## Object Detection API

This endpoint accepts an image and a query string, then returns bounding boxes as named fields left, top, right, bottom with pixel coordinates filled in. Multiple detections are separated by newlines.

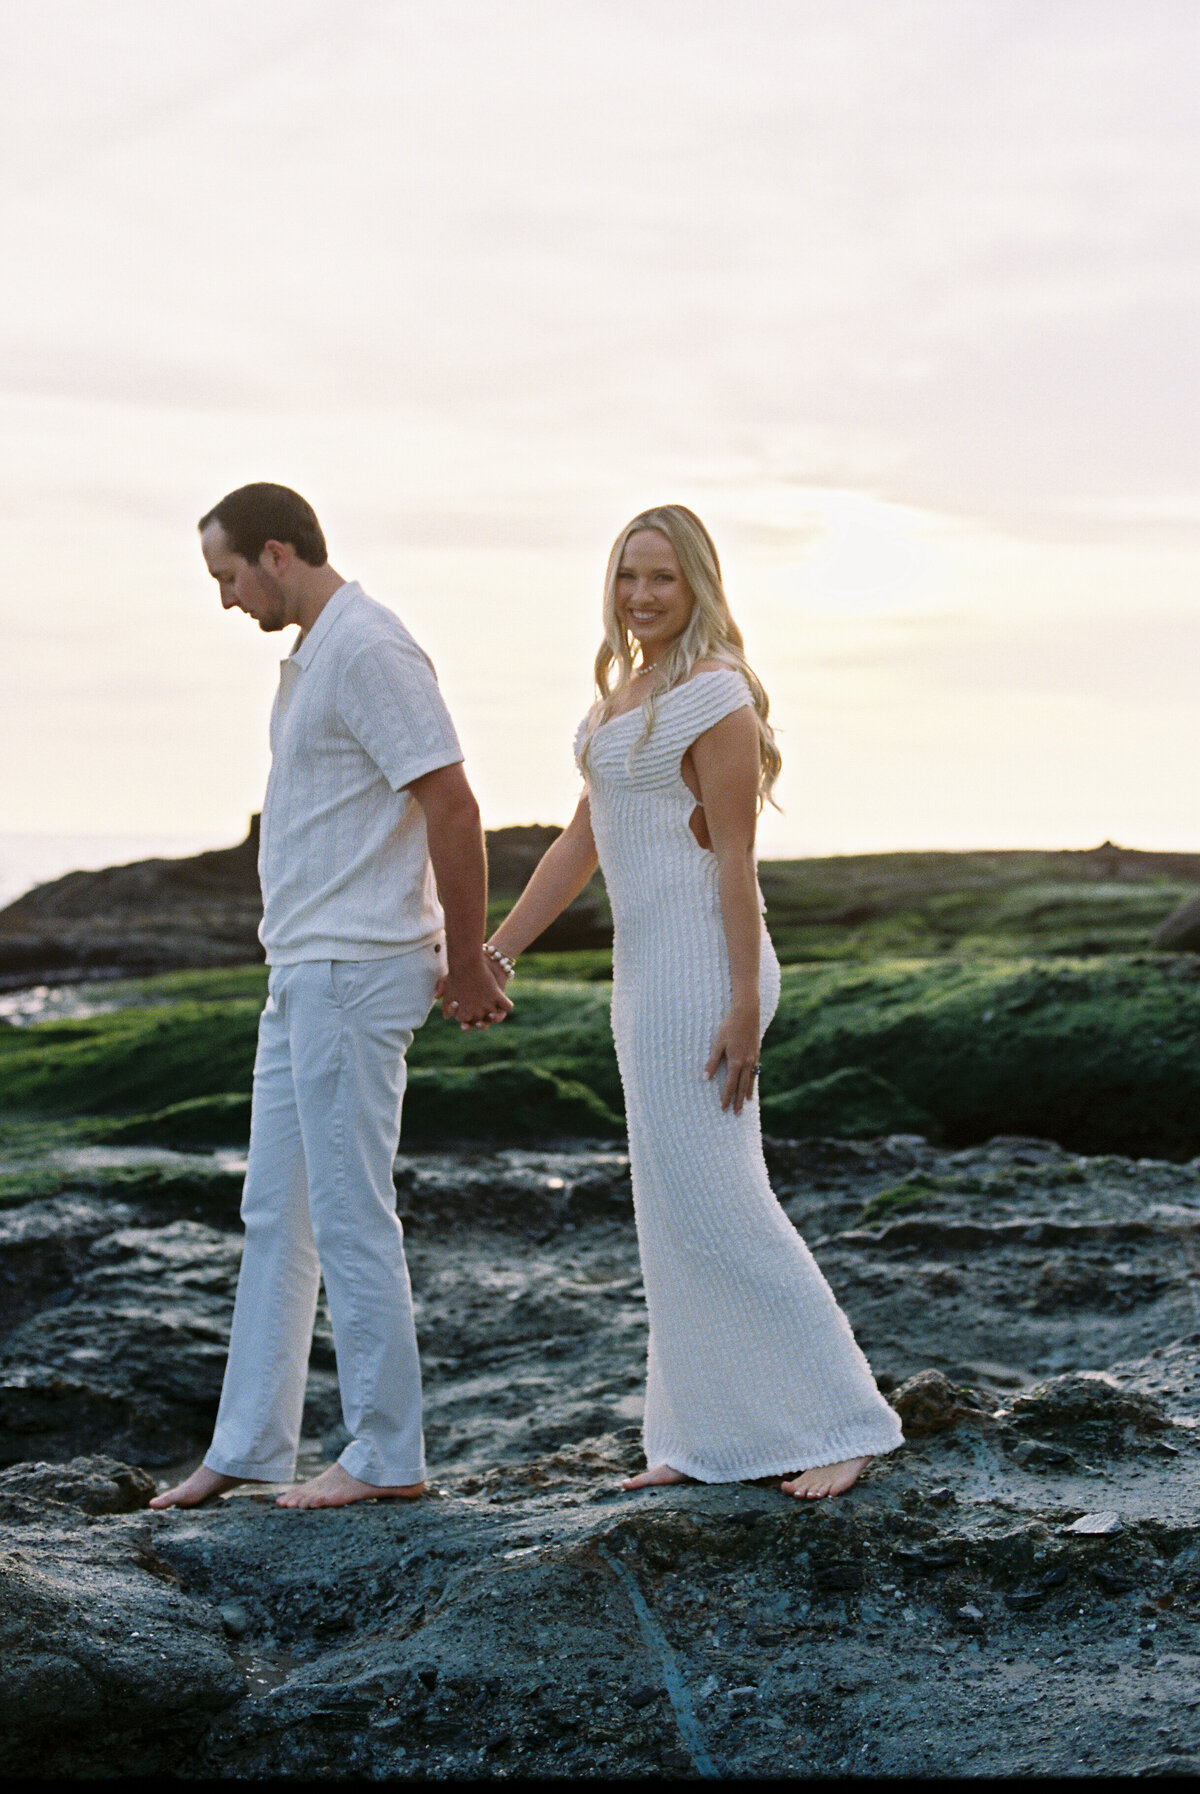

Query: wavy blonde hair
left=581, top=504, right=781, bottom=808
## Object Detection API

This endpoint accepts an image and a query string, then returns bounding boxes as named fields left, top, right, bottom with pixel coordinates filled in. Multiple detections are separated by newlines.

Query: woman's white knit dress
left=578, top=668, right=903, bottom=1481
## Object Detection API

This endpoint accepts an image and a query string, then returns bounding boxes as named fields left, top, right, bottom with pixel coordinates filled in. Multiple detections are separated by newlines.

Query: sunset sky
left=2, top=0, right=1197, bottom=859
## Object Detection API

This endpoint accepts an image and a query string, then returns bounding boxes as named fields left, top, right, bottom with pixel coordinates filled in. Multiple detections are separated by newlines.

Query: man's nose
left=220, top=589, right=239, bottom=610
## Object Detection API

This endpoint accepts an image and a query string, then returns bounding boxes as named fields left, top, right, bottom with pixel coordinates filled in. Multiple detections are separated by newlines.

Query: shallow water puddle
left=50, top=1144, right=248, bottom=1175
left=230, top=1644, right=304, bottom=1697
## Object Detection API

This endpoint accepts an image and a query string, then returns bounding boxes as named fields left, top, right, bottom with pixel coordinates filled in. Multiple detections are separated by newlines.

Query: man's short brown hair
left=199, top=483, right=328, bottom=566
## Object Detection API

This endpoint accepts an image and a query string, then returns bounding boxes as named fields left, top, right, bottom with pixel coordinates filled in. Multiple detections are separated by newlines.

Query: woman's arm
left=487, top=795, right=600, bottom=968
left=687, top=706, right=763, bottom=1114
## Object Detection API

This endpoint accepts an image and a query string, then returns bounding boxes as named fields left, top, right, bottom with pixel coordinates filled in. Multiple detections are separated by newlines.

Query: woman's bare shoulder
left=683, top=657, right=738, bottom=682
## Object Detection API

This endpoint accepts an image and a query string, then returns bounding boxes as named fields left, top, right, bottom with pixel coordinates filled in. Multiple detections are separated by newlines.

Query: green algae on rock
left=9, top=955, right=1200, bottom=1156
left=760, top=954, right=1200, bottom=1158
left=761, top=1067, right=939, bottom=1142
left=399, top=1064, right=623, bottom=1144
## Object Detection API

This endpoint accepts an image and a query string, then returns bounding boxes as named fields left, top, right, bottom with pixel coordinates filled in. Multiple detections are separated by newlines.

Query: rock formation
left=1153, top=890, right=1200, bottom=951
left=0, top=820, right=612, bottom=987
left=0, top=818, right=264, bottom=985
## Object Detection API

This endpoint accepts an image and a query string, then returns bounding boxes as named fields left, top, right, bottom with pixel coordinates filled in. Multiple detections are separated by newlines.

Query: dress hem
left=642, top=1425, right=904, bottom=1486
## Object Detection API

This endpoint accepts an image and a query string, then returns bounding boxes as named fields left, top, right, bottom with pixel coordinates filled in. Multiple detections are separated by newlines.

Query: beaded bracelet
left=483, top=942, right=516, bottom=977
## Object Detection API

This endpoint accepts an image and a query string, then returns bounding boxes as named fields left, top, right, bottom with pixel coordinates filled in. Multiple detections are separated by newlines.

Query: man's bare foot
left=275, top=1463, right=426, bottom=1509
left=149, top=1465, right=252, bottom=1509
left=781, top=1456, right=872, bottom=1500
left=621, top=1463, right=689, bottom=1490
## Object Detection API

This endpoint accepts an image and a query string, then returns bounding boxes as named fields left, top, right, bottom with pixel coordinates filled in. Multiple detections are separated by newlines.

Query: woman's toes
left=621, top=1464, right=688, bottom=1489
left=781, top=1457, right=871, bottom=1500
left=782, top=1471, right=828, bottom=1499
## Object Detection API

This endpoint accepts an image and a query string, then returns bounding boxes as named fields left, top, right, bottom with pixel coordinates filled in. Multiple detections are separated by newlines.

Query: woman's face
left=614, top=529, right=694, bottom=664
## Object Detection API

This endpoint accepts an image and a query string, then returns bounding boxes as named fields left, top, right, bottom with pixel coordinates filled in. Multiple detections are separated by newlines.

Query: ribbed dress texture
left=577, top=668, right=904, bottom=1481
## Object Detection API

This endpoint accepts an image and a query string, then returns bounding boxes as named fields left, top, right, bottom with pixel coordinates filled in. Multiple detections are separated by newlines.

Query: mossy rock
left=86, top=1070, right=622, bottom=1149
left=16, top=953, right=1200, bottom=1159
left=861, top=1173, right=944, bottom=1221
left=401, top=1063, right=623, bottom=1143
left=760, top=1067, right=938, bottom=1141
left=760, top=955, right=1200, bottom=1158
left=92, top=1094, right=253, bottom=1149
left=0, top=1000, right=261, bottom=1115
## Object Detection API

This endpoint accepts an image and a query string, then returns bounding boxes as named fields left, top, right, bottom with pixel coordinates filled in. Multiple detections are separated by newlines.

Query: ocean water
left=0, top=831, right=227, bottom=910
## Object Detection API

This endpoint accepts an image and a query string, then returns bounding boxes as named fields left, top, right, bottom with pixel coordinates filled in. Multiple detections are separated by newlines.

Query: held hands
left=436, top=951, right=513, bottom=1031
left=704, top=1001, right=762, bottom=1115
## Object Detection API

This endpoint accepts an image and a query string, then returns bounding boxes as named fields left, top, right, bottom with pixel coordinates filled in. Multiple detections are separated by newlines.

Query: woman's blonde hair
left=581, top=504, right=781, bottom=807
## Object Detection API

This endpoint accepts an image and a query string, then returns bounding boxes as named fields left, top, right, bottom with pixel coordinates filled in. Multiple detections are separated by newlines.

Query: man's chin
left=256, top=617, right=286, bottom=633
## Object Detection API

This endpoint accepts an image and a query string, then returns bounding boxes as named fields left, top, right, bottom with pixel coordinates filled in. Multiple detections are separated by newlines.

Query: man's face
left=201, top=521, right=290, bottom=632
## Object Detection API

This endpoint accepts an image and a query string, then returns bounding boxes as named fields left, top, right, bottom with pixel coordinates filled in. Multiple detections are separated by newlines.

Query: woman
left=483, top=506, right=903, bottom=1497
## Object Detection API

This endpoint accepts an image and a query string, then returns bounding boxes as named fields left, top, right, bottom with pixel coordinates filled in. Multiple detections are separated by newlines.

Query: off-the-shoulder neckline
left=588, top=666, right=744, bottom=732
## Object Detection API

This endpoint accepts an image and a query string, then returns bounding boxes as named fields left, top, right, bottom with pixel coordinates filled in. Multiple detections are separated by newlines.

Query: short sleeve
left=675, top=668, right=754, bottom=749
left=338, top=631, right=464, bottom=790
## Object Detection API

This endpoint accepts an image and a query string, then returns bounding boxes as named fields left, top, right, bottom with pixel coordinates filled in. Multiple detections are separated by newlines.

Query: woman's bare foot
left=781, top=1456, right=872, bottom=1500
left=621, top=1463, right=689, bottom=1490
left=149, top=1465, right=252, bottom=1509
left=275, top=1464, right=426, bottom=1509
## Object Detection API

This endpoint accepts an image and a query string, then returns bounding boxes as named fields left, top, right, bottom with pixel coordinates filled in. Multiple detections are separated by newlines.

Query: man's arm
left=407, top=762, right=513, bottom=1029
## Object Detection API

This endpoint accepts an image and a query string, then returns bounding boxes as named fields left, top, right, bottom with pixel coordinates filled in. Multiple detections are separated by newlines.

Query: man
left=151, top=483, right=510, bottom=1511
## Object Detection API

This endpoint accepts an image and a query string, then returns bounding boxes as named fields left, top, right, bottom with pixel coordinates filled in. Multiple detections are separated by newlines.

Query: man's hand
left=407, top=764, right=511, bottom=1031
left=437, top=953, right=513, bottom=1030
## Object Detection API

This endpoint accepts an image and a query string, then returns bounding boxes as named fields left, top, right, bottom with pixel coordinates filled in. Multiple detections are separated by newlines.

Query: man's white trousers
left=204, top=949, right=441, bottom=1488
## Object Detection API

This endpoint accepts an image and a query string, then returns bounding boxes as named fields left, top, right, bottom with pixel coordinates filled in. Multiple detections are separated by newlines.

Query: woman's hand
left=482, top=942, right=514, bottom=994
left=436, top=952, right=513, bottom=1030
left=705, top=1001, right=761, bottom=1115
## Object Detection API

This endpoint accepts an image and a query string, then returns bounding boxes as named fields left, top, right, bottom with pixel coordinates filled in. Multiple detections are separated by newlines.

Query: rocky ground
left=3, top=1131, right=1200, bottom=1778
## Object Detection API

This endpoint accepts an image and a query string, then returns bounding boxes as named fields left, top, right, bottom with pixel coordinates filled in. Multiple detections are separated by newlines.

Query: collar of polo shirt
left=290, top=580, right=361, bottom=667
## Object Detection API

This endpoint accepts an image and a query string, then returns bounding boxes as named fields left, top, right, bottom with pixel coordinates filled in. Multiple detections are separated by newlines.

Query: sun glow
left=779, top=491, right=942, bottom=616
left=0, top=2, right=1197, bottom=857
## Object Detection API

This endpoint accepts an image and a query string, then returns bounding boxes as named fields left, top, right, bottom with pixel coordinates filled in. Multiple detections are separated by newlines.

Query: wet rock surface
left=0, top=1485, right=243, bottom=1775
left=0, top=1452, right=155, bottom=1512
left=2, top=1132, right=1200, bottom=1775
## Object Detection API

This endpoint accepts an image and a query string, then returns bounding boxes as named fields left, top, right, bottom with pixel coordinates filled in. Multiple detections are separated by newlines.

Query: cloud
left=805, top=609, right=1200, bottom=709
left=1, top=0, right=1195, bottom=542
left=2, top=1, right=1198, bottom=844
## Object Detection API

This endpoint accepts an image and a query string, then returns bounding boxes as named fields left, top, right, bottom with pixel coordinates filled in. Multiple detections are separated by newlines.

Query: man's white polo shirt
left=258, top=582, right=464, bottom=963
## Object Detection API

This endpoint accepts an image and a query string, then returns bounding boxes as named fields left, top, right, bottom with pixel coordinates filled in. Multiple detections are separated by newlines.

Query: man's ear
left=258, top=538, right=291, bottom=578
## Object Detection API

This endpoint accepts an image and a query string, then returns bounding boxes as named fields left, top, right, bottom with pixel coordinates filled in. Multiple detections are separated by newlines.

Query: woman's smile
left=615, top=528, right=694, bottom=663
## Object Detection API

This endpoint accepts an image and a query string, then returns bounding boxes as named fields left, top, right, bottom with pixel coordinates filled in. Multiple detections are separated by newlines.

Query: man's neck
left=293, top=565, right=349, bottom=640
